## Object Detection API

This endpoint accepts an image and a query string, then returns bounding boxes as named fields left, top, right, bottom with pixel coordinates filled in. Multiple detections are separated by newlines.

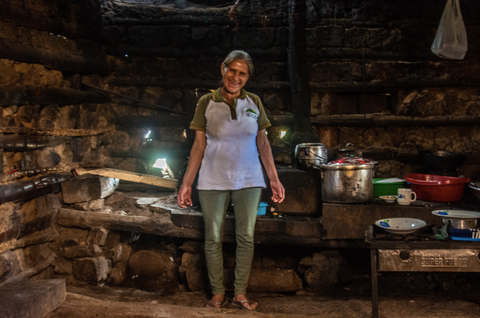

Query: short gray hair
left=222, top=50, right=254, bottom=76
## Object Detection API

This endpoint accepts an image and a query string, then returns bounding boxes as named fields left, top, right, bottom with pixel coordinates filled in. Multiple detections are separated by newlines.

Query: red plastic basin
left=405, top=174, right=470, bottom=203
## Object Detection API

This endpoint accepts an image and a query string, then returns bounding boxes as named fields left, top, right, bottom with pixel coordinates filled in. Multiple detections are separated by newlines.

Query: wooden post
left=288, top=0, right=312, bottom=133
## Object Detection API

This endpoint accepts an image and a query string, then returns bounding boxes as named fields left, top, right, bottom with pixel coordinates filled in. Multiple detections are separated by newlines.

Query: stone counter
left=56, top=192, right=480, bottom=248
left=322, top=198, right=479, bottom=240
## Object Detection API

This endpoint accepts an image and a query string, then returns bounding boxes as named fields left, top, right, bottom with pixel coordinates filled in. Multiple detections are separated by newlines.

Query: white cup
left=397, top=188, right=416, bottom=205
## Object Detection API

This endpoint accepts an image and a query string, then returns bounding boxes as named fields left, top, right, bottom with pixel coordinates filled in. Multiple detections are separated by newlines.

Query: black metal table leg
left=371, top=248, right=379, bottom=318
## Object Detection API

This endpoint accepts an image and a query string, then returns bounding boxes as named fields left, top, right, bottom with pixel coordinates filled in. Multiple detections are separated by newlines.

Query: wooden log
left=108, top=79, right=291, bottom=92
left=74, top=168, right=178, bottom=190
left=0, top=85, right=111, bottom=106
left=56, top=209, right=203, bottom=239
left=311, top=114, right=480, bottom=127
left=0, top=213, right=57, bottom=247
left=0, top=253, right=57, bottom=287
left=309, top=80, right=480, bottom=92
left=108, top=79, right=480, bottom=93
left=0, top=125, right=115, bottom=136
left=13, top=227, right=56, bottom=250
left=61, top=176, right=119, bottom=204
left=0, top=38, right=108, bottom=74
left=105, top=43, right=456, bottom=64
left=102, top=3, right=478, bottom=28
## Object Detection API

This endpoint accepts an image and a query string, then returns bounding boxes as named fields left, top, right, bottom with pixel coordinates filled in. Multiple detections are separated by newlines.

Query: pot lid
left=338, top=143, right=356, bottom=152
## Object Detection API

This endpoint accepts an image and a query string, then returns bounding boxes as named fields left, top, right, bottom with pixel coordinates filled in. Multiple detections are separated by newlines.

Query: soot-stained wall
left=1, top=0, right=480, bottom=293
left=100, top=0, right=480, bottom=178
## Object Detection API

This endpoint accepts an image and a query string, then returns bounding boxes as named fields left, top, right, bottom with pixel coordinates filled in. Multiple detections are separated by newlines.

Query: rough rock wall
left=1, top=0, right=480, bottom=289
left=100, top=0, right=480, bottom=178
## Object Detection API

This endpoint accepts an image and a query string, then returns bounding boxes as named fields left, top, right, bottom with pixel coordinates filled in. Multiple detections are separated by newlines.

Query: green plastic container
left=373, top=178, right=406, bottom=197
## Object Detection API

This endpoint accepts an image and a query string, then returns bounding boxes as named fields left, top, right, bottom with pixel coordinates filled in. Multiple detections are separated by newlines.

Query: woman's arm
left=256, top=129, right=285, bottom=203
left=177, top=130, right=207, bottom=208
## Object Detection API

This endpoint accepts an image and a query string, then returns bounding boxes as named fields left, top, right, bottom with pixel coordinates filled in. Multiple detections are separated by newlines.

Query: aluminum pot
left=295, top=143, right=328, bottom=170
left=317, top=162, right=376, bottom=203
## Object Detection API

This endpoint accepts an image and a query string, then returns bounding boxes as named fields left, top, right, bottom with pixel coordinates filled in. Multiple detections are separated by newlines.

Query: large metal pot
left=444, top=218, right=477, bottom=229
left=295, top=143, right=328, bottom=170
left=317, top=162, right=376, bottom=203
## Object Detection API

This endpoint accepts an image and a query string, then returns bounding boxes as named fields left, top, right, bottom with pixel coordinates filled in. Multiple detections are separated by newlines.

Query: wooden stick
left=0, top=253, right=56, bottom=287
left=74, top=168, right=178, bottom=189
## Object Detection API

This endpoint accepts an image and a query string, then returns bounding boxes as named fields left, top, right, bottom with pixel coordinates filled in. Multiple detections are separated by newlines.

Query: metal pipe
left=0, top=173, right=72, bottom=205
left=0, top=135, right=69, bottom=151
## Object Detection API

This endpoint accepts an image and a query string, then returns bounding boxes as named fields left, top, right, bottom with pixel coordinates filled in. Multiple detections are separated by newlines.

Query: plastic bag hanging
left=431, top=0, right=468, bottom=60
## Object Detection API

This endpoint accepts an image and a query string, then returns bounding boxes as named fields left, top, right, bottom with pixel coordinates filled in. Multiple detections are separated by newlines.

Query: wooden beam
left=311, top=114, right=480, bottom=127
left=57, top=208, right=201, bottom=239
left=0, top=38, right=108, bottom=74
left=74, top=168, right=178, bottom=189
left=0, top=85, right=111, bottom=106
left=288, top=0, right=312, bottom=133
left=0, top=125, right=115, bottom=136
left=109, top=78, right=480, bottom=93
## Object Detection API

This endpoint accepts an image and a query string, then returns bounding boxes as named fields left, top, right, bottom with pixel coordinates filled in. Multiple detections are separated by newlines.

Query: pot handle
left=306, top=148, right=325, bottom=160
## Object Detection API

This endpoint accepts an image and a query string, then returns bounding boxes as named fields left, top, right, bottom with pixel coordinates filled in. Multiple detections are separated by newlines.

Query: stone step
left=0, top=279, right=66, bottom=318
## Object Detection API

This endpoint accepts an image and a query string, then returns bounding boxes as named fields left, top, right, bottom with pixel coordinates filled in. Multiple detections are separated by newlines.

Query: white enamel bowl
left=380, top=195, right=396, bottom=203
left=375, top=217, right=426, bottom=235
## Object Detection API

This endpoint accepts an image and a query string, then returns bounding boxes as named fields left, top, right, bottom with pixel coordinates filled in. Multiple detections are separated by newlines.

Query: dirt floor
left=45, top=282, right=480, bottom=318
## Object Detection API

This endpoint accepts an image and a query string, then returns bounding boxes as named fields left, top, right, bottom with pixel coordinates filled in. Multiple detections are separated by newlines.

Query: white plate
left=432, top=210, right=480, bottom=219
left=375, top=217, right=426, bottom=235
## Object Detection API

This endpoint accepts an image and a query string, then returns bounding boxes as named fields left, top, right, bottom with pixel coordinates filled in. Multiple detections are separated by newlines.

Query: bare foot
left=232, top=294, right=258, bottom=310
left=205, top=294, right=225, bottom=309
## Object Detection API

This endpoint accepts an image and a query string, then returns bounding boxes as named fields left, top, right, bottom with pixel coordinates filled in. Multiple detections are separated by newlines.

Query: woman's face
left=221, top=59, right=250, bottom=95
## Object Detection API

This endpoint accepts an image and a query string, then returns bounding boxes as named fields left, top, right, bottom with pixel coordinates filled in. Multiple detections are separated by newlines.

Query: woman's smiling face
left=221, top=59, right=250, bottom=96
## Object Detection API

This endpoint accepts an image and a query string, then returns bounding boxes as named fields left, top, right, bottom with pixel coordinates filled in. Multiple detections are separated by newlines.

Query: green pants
left=199, top=187, right=262, bottom=295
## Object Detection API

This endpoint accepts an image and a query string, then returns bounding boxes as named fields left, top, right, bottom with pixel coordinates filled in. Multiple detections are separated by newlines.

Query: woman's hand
left=177, top=130, right=206, bottom=208
left=270, top=179, right=285, bottom=203
left=177, top=184, right=193, bottom=208
left=256, top=129, right=285, bottom=203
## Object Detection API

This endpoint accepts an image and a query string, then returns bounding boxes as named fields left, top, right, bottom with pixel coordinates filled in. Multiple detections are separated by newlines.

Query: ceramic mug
left=397, top=188, right=416, bottom=205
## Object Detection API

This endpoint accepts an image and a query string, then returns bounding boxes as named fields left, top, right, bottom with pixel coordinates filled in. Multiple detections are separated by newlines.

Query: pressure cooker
left=294, top=143, right=328, bottom=170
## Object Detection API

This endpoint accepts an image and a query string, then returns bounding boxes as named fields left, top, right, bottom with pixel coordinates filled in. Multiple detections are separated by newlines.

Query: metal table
left=366, top=224, right=480, bottom=318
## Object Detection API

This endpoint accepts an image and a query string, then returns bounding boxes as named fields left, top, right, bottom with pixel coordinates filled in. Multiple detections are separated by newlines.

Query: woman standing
left=177, top=50, right=285, bottom=311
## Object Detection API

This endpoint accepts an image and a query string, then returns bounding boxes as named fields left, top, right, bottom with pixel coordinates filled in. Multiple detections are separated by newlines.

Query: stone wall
left=2, top=0, right=480, bottom=180
left=99, top=0, right=480, bottom=178
left=1, top=0, right=480, bottom=293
